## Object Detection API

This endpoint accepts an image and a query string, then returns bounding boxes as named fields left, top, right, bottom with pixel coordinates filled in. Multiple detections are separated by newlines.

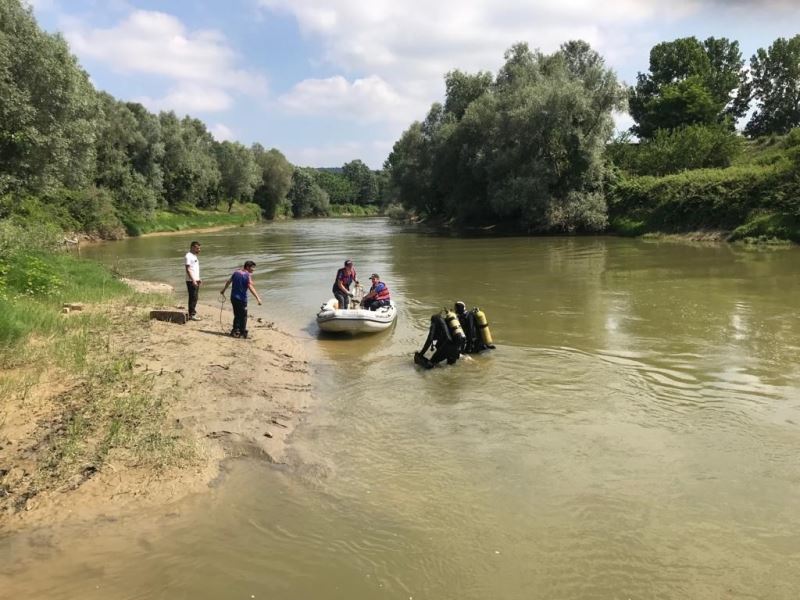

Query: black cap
left=370, top=273, right=380, bottom=279
left=344, top=259, right=353, bottom=266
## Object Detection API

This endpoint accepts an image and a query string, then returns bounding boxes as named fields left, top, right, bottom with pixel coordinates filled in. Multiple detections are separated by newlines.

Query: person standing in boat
left=361, top=273, right=390, bottom=311
left=333, top=259, right=358, bottom=309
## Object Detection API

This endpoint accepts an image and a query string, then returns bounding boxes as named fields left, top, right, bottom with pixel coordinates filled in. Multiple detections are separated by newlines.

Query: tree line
left=385, top=34, right=800, bottom=233
left=0, top=1, right=384, bottom=238
left=2, top=0, right=799, bottom=239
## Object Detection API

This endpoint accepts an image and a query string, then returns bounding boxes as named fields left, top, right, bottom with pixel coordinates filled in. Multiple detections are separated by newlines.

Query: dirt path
left=0, top=286, right=313, bottom=532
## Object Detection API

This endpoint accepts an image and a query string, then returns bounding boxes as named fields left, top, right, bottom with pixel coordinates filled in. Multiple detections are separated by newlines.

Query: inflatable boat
left=316, top=298, right=397, bottom=334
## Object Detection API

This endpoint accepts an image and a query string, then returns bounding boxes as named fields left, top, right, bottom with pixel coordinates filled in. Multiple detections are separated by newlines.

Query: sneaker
left=189, top=315, right=202, bottom=321
left=231, top=330, right=240, bottom=338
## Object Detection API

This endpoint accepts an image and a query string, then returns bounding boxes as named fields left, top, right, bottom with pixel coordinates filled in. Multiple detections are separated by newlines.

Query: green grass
left=327, top=203, right=381, bottom=217
left=0, top=249, right=130, bottom=350
left=125, top=202, right=262, bottom=235
left=0, top=241, right=194, bottom=510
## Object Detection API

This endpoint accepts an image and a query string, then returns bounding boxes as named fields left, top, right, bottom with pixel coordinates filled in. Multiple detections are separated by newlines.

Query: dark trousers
left=364, top=299, right=389, bottom=311
left=186, top=281, right=199, bottom=316
left=231, top=299, right=248, bottom=335
left=333, top=288, right=351, bottom=309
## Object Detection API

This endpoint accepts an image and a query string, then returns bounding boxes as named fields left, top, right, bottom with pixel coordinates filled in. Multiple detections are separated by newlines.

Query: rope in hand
left=218, top=292, right=227, bottom=333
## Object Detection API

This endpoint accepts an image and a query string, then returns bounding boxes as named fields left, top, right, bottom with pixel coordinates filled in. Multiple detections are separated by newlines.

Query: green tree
left=629, top=37, right=747, bottom=139
left=214, top=141, right=260, bottom=211
left=94, top=93, right=163, bottom=219
left=313, top=170, right=354, bottom=204
left=744, top=35, right=800, bottom=137
left=0, top=0, right=98, bottom=195
left=251, top=144, right=293, bottom=219
left=388, top=41, right=625, bottom=231
left=342, top=159, right=378, bottom=205
left=159, top=112, right=221, bottom=207
left=287, top=168, right=329, bottom=217
left=443, top=69, right=493, bottom=119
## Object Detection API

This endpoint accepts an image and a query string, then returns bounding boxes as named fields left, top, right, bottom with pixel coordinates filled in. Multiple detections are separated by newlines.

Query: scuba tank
left=443, top=309, right=465, bottom=342
left=473, top=307, right=495, bottom=347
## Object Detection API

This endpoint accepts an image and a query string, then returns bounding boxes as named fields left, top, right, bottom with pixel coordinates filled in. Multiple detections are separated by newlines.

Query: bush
left=0, top=188, right=125, bottom=239
left=608, top=160, right=797, bottom=235
left=384, top=204, right=410, bottom=222
left=609, top=123, right=743, bottom=176
left=0, top=219, right=63, bottom=257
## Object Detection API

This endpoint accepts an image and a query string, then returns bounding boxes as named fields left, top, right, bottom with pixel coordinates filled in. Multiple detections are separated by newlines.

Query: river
left=4, top=218, right=800, bottom=599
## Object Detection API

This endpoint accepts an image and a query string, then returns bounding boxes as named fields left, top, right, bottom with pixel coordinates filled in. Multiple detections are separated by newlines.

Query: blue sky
left=28, top=0, right=800, bottom=168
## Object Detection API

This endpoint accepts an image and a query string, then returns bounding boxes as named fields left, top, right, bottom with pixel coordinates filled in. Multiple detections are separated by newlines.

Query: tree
left=443, top=69, right=493, bottom=119
left=94, top=94, right=162, bottom=218
left=629, top=37, right=747, bottom=139
left=342, top=159, right=378, bottom=205
left=744, top=35, right=800, bottom=137
left=214, top=141, right=260, bottom=211
left=312, top=170, right=354, bottom=205
left=251, top=144, right=293, bottom=219
left=0, top=0, right=98, bottom=195
left=287, top=168, right=329, bottom=217
left=159, top=113, right=221, bottom=207
left=386, top=41, right=626, bottom=231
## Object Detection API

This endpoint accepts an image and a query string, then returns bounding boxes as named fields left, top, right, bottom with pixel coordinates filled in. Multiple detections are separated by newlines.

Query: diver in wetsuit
left=455, top=301, right=496, bottom=354
left=413, top=314, right=464, bottom=369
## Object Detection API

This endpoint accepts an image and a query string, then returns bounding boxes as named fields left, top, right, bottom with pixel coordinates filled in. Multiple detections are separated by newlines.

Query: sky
left=27, top=0, right=800, bottom=169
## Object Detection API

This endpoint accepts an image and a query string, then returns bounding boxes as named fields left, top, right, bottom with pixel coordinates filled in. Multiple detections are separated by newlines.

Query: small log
left=149, top=310, right=187, bottom=324
left=63, top=302, right=85, bottom=311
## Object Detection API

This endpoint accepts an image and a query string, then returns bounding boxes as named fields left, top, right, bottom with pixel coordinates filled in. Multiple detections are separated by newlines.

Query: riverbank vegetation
left=384, top=35, right=800, bottom=242
left=0, top=1, right=385, bottom=245
left=0, top=221, right=192, bottom=515
left=2, top=0, right=800, bottom=242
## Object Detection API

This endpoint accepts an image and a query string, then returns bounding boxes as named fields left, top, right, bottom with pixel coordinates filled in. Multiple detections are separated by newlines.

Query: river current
left=4, top=218, right=800, bottom=599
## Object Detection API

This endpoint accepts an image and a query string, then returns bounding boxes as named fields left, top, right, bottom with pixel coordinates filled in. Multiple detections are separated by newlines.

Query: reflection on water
left=4, top=219, right=800, bottom=599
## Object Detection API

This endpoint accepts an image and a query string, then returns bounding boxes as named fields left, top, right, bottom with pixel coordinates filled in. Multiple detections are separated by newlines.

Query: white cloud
left=258, top=0, right=699, bottom=82
left=64, top=10, right=267, bottom=113
left=210, top=123, right=235, bottom=141
left=612, top=111, right=635, bottom=135
left=136, top=82, right=234, bottom=114
left=257, top=0, right=711, bottom=129
left=278, top=75, right=423, bottom=123
left=287, top=139, right=393, bottom=169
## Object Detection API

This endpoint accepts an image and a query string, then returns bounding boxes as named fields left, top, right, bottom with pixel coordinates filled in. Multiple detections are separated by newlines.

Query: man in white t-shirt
left=185, top=241, right=201, bottom=320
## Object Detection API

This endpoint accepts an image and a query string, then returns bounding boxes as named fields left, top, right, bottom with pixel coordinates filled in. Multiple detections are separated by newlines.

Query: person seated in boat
left=455, top=301, right=496, bottom=353
left=361, top=273, right=390, bottom=310
left=332, top=259, right=358, bottom=309
left=414, top=314, right=461, bottom=369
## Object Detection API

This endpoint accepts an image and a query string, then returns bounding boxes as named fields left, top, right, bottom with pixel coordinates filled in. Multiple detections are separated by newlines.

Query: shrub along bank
left=608, top=131, right=800, bottom=242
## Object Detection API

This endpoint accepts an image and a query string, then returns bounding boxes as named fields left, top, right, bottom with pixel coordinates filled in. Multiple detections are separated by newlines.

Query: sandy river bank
left=0, top=282, right=313, bottom=533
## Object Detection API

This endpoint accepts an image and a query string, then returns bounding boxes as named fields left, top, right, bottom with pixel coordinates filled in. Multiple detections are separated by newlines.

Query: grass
left=124, top=202, right=262, bottom=235
left=327, top=203, right=381, bottom=217
left=0, top=240, right=194, bottom=510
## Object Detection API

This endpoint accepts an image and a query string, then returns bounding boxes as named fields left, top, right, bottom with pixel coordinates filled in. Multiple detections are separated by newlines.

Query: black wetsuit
left=414, top=315, right=462, bottom=369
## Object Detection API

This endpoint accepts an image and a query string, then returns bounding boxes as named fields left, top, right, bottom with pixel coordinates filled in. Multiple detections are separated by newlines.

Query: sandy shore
left=0, top=282, right=313, bottom=532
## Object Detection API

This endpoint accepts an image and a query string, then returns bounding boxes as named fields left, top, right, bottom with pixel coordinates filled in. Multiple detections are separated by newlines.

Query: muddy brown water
left=3, top=218, right=800, bottom=599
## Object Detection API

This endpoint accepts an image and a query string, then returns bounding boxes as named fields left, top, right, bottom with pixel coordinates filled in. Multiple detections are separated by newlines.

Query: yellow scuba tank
left=473, top=308, right=494, bottom=346
left=443, top=309, right=465, bottom=341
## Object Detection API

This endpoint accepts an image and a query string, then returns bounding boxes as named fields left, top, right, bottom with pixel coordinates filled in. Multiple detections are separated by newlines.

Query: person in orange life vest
left=332, top=259, right=359, bottom=309
left=219, top=260, right=262, bottom=339
left=361, top=273, right=390, bottom=311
